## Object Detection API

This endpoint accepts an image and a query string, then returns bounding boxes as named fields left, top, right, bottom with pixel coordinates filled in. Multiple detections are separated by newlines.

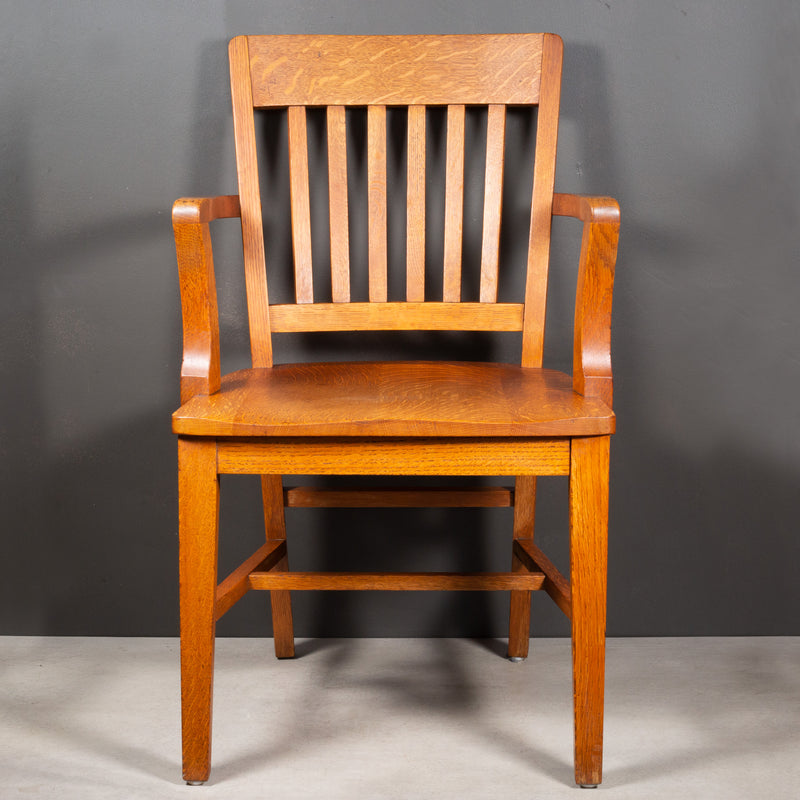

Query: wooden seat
left=173, top=33, right=620, bottom=788
left=173, top=362, right=615, bottom=437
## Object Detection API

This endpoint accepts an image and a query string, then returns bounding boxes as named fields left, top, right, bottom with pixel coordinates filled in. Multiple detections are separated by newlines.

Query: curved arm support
left=172, top=196, right=241, bottom=404
left=553, top=193, right=620, bottom=408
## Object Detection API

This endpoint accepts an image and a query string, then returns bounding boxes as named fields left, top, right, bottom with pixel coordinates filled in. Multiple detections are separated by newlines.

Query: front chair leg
left=179, top=437, right=220, bottom=784
left=569, top=436, right=610, bottom=788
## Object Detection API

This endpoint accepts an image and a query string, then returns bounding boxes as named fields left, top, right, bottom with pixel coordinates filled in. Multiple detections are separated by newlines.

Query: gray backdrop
left=2, top=1, right=798, bottom=637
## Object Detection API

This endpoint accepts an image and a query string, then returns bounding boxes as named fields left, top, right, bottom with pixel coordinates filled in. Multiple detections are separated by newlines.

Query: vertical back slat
left=287, top=106, right=314, bottom=303
left=443, top=104, right=465, bottom=302
left=522, top=34, right=563, bottom=366
left=327, top=106, right=350, bottom=302
left=406, top=105, right=426, bottom=302
left=367, top=105, right=388, bottom=302
left=479, top=104, right=506, bottom=303
left=229, top=36, right=273, bottom=367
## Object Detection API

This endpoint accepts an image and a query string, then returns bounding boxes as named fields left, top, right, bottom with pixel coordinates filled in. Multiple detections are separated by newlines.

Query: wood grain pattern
left=288, top=106, right=314, bottom=303
left=173, top=362, right=615, bottom=439
left=406, top=105, right=426, bottom=301
left=512, top=475, right=537, bottom=539
left=229, top=36, right=273, bottom=367
left=178, top=437, right=219, bottom=784
left=569, top=435, right=610, bottom=787
left=553, top=192, right=620, bottom=225
left=268, top=301, right=523, bottom=332
left=173, top=200, right=228, bottom=404
left=513, top=538, right=572, bottom=619
left=442, top=105, right=465, bottom=302
left=285, top=486, right=513, bottom=508
left=216, top=437, right=570, bottom=476
left=367, top=105, right=388, bottom=302
left=521, top=33, right=563, bottom=367
left=479, top=104, right=506, bottom=303
left=552, top=194, right=620, bottom=408
left=249, top=571, right=545, bottom=592
left=244, top=34, right=544, bottom=107
left=508, top=475, right=537, bottom=659
left=177, top=34, right=618, bottom=788
left=260, top=475, right=294, bottom=658
left=214, top=540, right=286, bottom=621
left=173, top=195, right=241, bottom=225
left=327, top=105, right=350, bottom=302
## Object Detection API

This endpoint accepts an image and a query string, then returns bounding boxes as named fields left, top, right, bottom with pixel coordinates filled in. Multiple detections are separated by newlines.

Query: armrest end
left=172, top=197, right=238, bottom=403
left=172, top=195, right=241, bottom=225
left=553, top=193, right=619, bottom=225
left=555, top=193, right=620, bottom=408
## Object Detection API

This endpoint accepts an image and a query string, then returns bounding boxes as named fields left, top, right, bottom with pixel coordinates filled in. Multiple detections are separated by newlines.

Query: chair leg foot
left=186, top=781, right=206, bottom=787
left=261, top=477, right=295, bottom=659
left=509, top=476, right=537, bottom=660
left=508, top=655, right=526, bottom=663
left=580, top=784, right=599, bottom=789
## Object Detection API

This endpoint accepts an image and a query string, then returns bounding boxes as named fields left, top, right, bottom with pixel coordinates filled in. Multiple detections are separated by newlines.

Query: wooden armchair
left=172, top=34, right=619, bottom=788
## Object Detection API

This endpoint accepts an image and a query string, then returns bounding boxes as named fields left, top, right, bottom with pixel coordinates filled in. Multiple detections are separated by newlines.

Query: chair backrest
left=229, top=34, right=563, bottom=369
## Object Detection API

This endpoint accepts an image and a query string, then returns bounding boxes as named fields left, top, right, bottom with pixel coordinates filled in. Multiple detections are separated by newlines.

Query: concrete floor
left=1, top=636, right=798, bottom=799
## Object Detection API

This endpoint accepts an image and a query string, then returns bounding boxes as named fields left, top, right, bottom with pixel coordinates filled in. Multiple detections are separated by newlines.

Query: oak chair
left=172, top=33, right=619, bottom=788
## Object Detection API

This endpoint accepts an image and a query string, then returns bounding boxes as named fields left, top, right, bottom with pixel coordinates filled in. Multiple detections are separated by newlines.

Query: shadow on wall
left=602, top=36, right=800, bottom=635
left=0, top=95, right=180, bottom=633
left=611, top=434, right=800, bottom=635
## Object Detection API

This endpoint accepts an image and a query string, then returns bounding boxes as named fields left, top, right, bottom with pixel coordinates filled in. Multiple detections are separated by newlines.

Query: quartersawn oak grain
left=245, top=34, right=544, bottom=106
left=215, top=437, right=571, bottom=477
left=173, top=362, right=614, bottom=438
left=174, top=33, right=620, bottom=788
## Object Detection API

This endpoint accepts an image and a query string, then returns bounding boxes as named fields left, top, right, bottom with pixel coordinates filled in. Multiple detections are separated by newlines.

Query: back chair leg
left=508, top=476, right=537, bottom=660
left=178, top=438, right=220, bottom=785
left=569, top=436, right=610, bottom=788
left=261, top=475, right=295, bottom=658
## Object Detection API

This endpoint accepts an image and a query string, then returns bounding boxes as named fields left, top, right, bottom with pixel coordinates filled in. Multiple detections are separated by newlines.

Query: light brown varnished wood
left=285, top=486, right=513, bottom=508
left=244, top=34, right=544, bottom=106
left=229, top=36, right=273, bottom=367
left=176, top=34, right=619, bottom=788
left=508, top=475, right=537, bottom=659
left=268, top=302, right=524, bottom=332
left=214, top=540, right=286, bottom=621
left=553, top=194, right=620, bottom=408
left=570, top=435, right=610, bottom=787
left=173, top=195, right=241, bottom=225
left=288, top=106, right=314, bottom=304
left=443, top=105, right=465, bottom=302
left=407, top=105, right=426, bottom=302
left=173, top=362, right=615, bottom=439
left=368, top=105, right=388, bottom=302
left=178, top=437, right=218, bottom=784
left=173, top=198, right=235, bottom=403
left=553, top=192, right=620, bottom=225
left=216, top=437, right=571, bottom=476
left=479, top=104, right=506, bottom=303
left=513, top=537, right=572, bottom=619
left=249, top=571, right=545, bottom=592
left=260, top=475, right=295, bottom=658
left=327, top=106, right=350, bottom=303
left=522, top=33, right=563, bottom=367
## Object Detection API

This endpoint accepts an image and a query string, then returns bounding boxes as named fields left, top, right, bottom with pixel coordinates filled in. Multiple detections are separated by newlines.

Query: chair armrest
left=553, top=193, right=620, bottom=409
left=172, top=196, right=241, bottom=404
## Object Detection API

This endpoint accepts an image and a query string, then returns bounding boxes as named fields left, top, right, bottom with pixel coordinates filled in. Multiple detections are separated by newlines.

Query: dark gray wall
left=2, top=2, right=798, bottom=636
